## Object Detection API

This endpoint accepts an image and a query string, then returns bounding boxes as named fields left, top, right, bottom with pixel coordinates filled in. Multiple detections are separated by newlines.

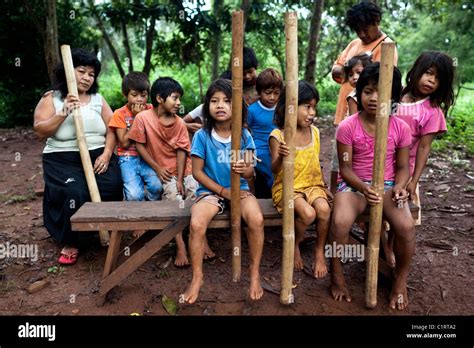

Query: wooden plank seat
left=70, top=199, right=419, bottom=305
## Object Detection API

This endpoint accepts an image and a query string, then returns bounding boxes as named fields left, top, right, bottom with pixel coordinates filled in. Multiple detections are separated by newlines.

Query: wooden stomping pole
left=366, top=42, right=395, bottom=308
left=280, top=12, right=298, bottom=305
left=60, top=45, right=109, bottom=246
left=230, top=11, right=243, bottom=282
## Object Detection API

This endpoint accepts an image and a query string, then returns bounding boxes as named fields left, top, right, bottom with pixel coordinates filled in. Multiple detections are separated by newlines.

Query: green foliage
left=0, top=1, right=97, bottom=127
left=99, top=72, right=125, bottom=112
left=317, top=77, right=339, bottom=117
left=432, top=84, right=474, bottom=155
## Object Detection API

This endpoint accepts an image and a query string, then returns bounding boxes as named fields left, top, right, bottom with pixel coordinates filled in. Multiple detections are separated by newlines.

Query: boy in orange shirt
left=128, top=77, right=214, bottom=266
left=109, top=72, right=162, bottom=202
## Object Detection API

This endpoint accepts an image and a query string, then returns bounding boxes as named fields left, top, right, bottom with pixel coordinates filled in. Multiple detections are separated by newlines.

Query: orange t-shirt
left=108, top=103, right=153, bottom=157
left=128, top=109, right=192, bottom=177
left=332, top=33, right=398, bottom=125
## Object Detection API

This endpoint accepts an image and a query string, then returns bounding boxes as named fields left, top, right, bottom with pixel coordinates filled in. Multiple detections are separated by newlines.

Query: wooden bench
left=70, top=199, right=419, bottom=305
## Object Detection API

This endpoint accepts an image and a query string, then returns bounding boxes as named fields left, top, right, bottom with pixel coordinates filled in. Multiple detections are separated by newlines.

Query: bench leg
left=97, top=230, right=122, bottom=306
left=97, top=220, right=189, bottom=306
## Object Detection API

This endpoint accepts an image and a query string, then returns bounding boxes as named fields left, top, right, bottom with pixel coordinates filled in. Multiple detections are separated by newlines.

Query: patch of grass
left=47, top=265, right=66, bottom=276
left=1, top=189, right=36, bottom=205
left=432, top=84, right=474, bottom=156
left=0, top=280, right=15, bottom=294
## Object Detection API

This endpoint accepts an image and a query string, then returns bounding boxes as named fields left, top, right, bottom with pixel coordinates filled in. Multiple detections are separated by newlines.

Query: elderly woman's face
left=75, top=65, right=95, bottom=93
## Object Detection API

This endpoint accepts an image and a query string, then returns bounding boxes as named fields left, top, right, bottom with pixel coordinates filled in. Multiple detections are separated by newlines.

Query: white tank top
left=43, top=91, right=106, bottom=153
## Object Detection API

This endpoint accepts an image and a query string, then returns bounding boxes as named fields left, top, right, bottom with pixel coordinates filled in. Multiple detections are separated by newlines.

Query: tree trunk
left=241, top=0, right=251, bottom=29
left=143, top=17, right=155, bottom=76
left=121, top=18, right=134, bottom=72
left=23, top=0, right=59, bottom=85
left=304, top=0, right=324, bottom=84
left=44, top=0, right=59, bottom=84
left=211, top=0, right=222, bottom=81
left=87, top=0, right=125, bottom=77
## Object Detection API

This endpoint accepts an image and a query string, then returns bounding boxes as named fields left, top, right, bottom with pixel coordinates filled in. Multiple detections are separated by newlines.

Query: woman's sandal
left=58, top=247, right=79, bottom=265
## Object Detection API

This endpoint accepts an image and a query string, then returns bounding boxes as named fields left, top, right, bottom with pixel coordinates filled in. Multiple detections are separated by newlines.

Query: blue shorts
left=336, top=180, right=395, bottom=194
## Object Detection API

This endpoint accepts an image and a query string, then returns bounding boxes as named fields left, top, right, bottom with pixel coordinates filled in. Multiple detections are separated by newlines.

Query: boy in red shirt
left=128, top=77, right=214, bottom=266
left=109, top=72, right=162, bottom=202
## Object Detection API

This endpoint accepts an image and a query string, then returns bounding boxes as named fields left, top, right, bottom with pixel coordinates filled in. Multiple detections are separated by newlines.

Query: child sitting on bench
left=109, top=72, right=162, bottom=202
left=128, top=77, right=214, bottom=267
left=183, top=79, right=264, bottom=304
left=270, top=80, right=332, bottom=278
left=330, top=63, right=414, bottom=310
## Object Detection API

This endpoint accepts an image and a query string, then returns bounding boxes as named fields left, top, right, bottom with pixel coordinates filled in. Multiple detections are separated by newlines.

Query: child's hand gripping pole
left=60, top=45, right=110, bottom=246
left=366, top=42, right=395, bottom=308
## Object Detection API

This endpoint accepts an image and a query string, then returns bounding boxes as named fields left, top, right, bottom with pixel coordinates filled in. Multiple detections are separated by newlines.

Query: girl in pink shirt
left=330, top=63, right=415, bottom=311
left=395, top=51, right=454, bottom=202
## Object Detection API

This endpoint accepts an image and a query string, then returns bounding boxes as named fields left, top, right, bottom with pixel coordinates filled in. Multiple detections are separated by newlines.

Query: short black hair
left=122, top=72, right=150, bottom=96
left=202, top=79, right=247, bottom=135
left=402, top=51, right=455, bottom=115
left=219, top=70, right=232, bottom=80
left=274, top=80, right=319, bottom=129
left=345, top=2, right=382, bottom=32
left=356, top=62, right=402, bottom=112
left=343, top=53, right=373, bottom=82
left=150, top=77, right=184, bottom=107
left=53, top=48, right=101, bottom=98
left=243, top=47, right=259, bottom=70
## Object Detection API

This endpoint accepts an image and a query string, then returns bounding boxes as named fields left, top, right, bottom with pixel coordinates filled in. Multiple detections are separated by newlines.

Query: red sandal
left=58, top=247, right=79, bottom=265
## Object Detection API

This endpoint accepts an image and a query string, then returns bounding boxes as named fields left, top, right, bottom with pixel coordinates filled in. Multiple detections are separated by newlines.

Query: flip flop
left=58, top=248, right=78, bottom=265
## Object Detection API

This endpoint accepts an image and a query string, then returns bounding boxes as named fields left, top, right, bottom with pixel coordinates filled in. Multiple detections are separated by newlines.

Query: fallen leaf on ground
left=161, top=295, right=177, bottom=315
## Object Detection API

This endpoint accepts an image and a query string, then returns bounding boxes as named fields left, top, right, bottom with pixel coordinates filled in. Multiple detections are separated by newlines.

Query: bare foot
left=389, top=273, right=409, bottom=310
left=330, top=272, right=352, bottom=302
left=386, top=229, right=396, bottom=269
left=182, top=277, right=203, bottom=304
left=174, top=248, right=190, bottom=267
left=294, top=245, right=304, bottom=270
left=313, top=250, right=328, bottom=278
left=203, top=240, right=216, bottom=260
left=132, top=229, right=146, bottom=238
left=249, top=276, right=263, bottom=300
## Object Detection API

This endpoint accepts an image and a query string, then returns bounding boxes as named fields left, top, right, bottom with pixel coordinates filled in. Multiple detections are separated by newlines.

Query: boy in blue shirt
left=247, top=68, right=283, bottom=198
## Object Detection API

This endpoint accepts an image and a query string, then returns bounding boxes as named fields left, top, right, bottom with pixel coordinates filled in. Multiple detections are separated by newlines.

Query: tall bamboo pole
left=60, top=45, right=109, bottom=246
left=230, top=11, right=243, bottom=282
left=280, top=12, right=298, bottom=305
left=366, top=42, right=395, bottom=308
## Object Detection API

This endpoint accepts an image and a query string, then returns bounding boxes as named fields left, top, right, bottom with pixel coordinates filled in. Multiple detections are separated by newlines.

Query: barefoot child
left=128, top=77, right=214, bottom=266
left=247, top=68, right=283, bottom=198
left=330, top=63, right=414, bottom=310
left=394, top=51, right=454, bottom=223
left=108, top=72, right=162, bottom=202
left=183, top=79, right=264, bottom=304
left=269, top=81, right=332, bottom=278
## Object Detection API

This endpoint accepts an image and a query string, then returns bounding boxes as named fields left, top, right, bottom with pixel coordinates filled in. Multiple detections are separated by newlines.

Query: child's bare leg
left=241, top=195, right=264, bottom=300
left=203, top=238, right=215, bottom=260
left=329, top=192, right=367, bottom=302
left=385, top=223, right=396, bottom=268
left=383, top=190, right=415, bottom=310
left=183, top=202, right=219, bottom=304
left=312, top=198, right=331, bottom=278
left=174, top=232, right=189, bottom=267
left=294, top=198, right=316, bottom=270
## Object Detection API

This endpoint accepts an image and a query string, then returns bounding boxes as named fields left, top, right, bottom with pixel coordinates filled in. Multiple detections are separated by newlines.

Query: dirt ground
left=0, top=117, right=472, bottom=316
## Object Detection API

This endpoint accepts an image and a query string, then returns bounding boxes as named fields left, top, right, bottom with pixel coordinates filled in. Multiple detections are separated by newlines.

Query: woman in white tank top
left=33, top=48, right=123, bottom=265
